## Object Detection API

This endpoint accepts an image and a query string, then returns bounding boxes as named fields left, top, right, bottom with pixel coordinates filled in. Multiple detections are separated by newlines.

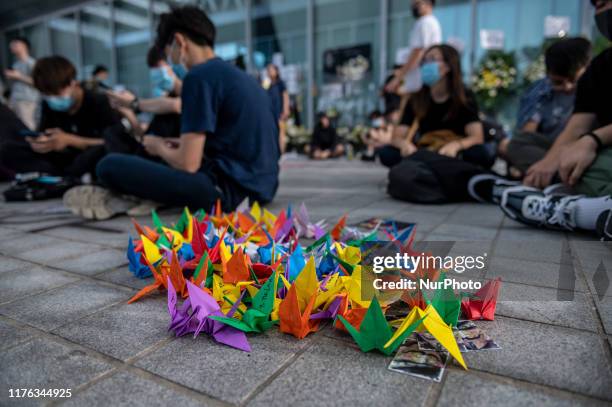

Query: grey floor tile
left=42, top=226, right=127, bottom=249
left=463, top=317, right=612, bottom=400
left=0, top=337, right=113, bottom=406
left=48, top=249, right=127, bottom=276
left=61, top=370, right=209, bottom=407
left=0, top=257, right=36, bottom=273
left=54, top=298, right=171, bottom=361
left=96, top=268, right=155, bottom=290
left=0, top=232, right=62, bottom=255
left=0, top=266, right=80, bottom=304
left=248, top=336, right=431, bottom=407
left=485, top=256, right=586, bottom=292
left=13, top=241, right=106, bottom=266
left=496, top=281, right=598, bottom=331
left=432, top=223, right=498, bottom=240
left=0, top=319, right=36, bottom=351
left=438, top=371, right=608, bottom=407
left=135, top=329, right=312, bottom=405
left=0, top=281, right=129, bottom=331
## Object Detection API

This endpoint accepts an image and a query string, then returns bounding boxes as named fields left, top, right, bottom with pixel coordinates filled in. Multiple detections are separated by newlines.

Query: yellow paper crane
left=384, top=304, right=467, bottom=369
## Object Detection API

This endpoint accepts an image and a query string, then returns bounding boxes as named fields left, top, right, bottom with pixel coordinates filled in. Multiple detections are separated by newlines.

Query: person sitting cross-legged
left=63, top=5, right=280, bottom=219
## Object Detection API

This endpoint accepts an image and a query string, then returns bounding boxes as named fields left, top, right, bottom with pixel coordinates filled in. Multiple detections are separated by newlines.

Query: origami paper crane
left=461, top=278, right=501, bottom=321
left=167, top=278, right=251, bottom=351
left=430, top=274, right=461, bottom=326
left=385, top=304, right=467, bottom=369
left=210, top=272, right=279, bottom=333
left=127, top=236, right=152, bottom=279
left=333, top=295, right=369, bottom=333
left=278, top=255, right=321, bottom=338
left=337, top=296, right=426, bottom=355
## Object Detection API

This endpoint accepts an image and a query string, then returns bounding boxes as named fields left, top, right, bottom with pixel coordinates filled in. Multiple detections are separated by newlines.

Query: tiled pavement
left=0, top=158, right=611, bottom=406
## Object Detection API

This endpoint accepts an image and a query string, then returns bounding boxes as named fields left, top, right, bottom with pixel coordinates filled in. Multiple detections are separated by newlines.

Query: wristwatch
left=580, top=132, right=603, bottom=152
left=130, top=97, right=141, bottom=114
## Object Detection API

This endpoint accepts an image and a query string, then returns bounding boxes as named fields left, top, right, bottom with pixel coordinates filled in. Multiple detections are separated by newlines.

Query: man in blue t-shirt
left=63, top=5, right=280, bottom=220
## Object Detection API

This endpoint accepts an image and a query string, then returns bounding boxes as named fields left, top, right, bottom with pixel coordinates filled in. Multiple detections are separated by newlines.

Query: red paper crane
left=461, top=278, right=501, bottom=320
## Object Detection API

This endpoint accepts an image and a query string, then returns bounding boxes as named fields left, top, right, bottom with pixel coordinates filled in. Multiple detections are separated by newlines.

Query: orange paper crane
left=127, top=251, right=188, bottom=303
left=333, top=294, right=369, bottom=333
left=278, top=285, right=320, bottom=339
left=278, top=256, right=320, bottom=339
left=223, top=247, right=251, bottom=284
left=128, top=258, right=166, bottom=303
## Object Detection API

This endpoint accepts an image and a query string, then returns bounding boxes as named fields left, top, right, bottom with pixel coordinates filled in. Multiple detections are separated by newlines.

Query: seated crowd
left=0, top=2, right=610, bottom=241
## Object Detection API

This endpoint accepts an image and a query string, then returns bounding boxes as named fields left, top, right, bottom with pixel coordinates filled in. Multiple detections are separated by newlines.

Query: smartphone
left=19, top=129, right=43, bottom=139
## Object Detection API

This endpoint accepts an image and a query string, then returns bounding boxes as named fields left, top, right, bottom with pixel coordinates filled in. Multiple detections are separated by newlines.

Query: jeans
left=97, top=153, right=249, bottom=212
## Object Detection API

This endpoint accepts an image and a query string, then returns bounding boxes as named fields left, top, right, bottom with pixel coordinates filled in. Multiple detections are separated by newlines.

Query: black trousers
left=0, top=141, right=107, bottom=177
left=377, top=144, right=495, bottom=169
left=387, top=150, right=486, bottom=204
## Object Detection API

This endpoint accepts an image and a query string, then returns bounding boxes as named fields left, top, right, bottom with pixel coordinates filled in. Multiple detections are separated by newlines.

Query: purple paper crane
left=309, top=295, right=344, bottom=320
left=167, top=278, right=251, bottom=352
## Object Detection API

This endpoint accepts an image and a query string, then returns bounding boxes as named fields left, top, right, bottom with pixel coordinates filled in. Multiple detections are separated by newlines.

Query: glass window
left=389, top=0, right=473, bottom=80
left=314, top=0, right=381, bottom=127
left=114, top=0, right=151, bottom=96
left=81, top=2, right=113, bottom=82
left=23, top=24, right=51, bottom=60
left=202, top=0, right=247, bottom=63
left=4, top=30, right=23, bottom=68
left=253, top=0, right=308, bottom=126
left=49, top=13, right=80, bottom=75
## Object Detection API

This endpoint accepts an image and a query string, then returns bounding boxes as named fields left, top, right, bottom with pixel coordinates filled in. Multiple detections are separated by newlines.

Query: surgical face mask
left=371, top=118, right=384, bottom=128
left=171, top=63, right=187, bottom=80
left=149, top=67, right=175, bottom=93
left=420, top=62, right=442, bottom=86
left=44, top=95, right=74, bottom=112
left=596, top=7, right=612, bottom=40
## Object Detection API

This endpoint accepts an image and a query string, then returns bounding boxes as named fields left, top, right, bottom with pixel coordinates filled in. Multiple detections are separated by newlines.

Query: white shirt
left=403, top=14, right=443, bottom=93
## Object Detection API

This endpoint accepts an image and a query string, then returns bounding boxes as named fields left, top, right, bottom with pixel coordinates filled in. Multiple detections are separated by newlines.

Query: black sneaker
left=468, top=174, right=520, bottom=204
left=596, top=210, right=612, bottom=241
left=500, top=186, right=583, bottom=230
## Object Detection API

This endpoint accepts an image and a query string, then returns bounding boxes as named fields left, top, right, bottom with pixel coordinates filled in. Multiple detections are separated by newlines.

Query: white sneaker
left=127, top=200, right=160, bottom=216
left=63, top=185, right=137, bottom=220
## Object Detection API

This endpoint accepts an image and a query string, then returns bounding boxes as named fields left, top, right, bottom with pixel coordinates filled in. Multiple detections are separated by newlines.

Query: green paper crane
left=209, top=272, right=279, bottom=333
left=337, top=296, right=427, bottom=355
left=151, top=210, right=172, bottom=249
left=429, top=273, right=462, bottom=327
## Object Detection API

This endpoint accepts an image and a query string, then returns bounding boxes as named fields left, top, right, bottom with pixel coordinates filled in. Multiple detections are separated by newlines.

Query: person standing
left=265, top=64, right=290, bottom=153
left=4, top=37, right=39, bottom=130
left=386, top=0, right=442, bottom=94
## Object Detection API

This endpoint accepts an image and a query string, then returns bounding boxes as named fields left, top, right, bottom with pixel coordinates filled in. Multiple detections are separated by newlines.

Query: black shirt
left=400, top=90, right=480, bottom=138
left=312, top=126, right=338, bottom=150
left=574, top=48, right=612, bottom=127
left=39, top=89, right=120, bottom=138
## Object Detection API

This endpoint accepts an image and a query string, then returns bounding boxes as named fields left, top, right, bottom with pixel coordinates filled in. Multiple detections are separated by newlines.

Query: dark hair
left=92, top=65, right=108, bottom=75
left=10, top=36, right=30, bottom=50
left=267, top=64, right=281, bottom=81
left=156, top=5, right=216, bottom=48
left=545, top=37, right=591, bottom=79
left=410, top=44, right=467, bottom=121
left=369, top=110, right=383, bottom=120
left=32, top=56, right=77, bottom=94
left=146, top=45, right=166, bottom=68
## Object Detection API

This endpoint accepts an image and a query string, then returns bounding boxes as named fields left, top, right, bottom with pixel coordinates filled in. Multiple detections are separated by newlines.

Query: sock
left=574, top=196, right=612, bottom=231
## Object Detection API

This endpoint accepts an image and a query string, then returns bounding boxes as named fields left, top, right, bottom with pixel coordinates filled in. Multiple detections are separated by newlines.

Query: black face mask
left=596, top=8, right=612, bottom=40
left=412, top=6, right=421, bottom=19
